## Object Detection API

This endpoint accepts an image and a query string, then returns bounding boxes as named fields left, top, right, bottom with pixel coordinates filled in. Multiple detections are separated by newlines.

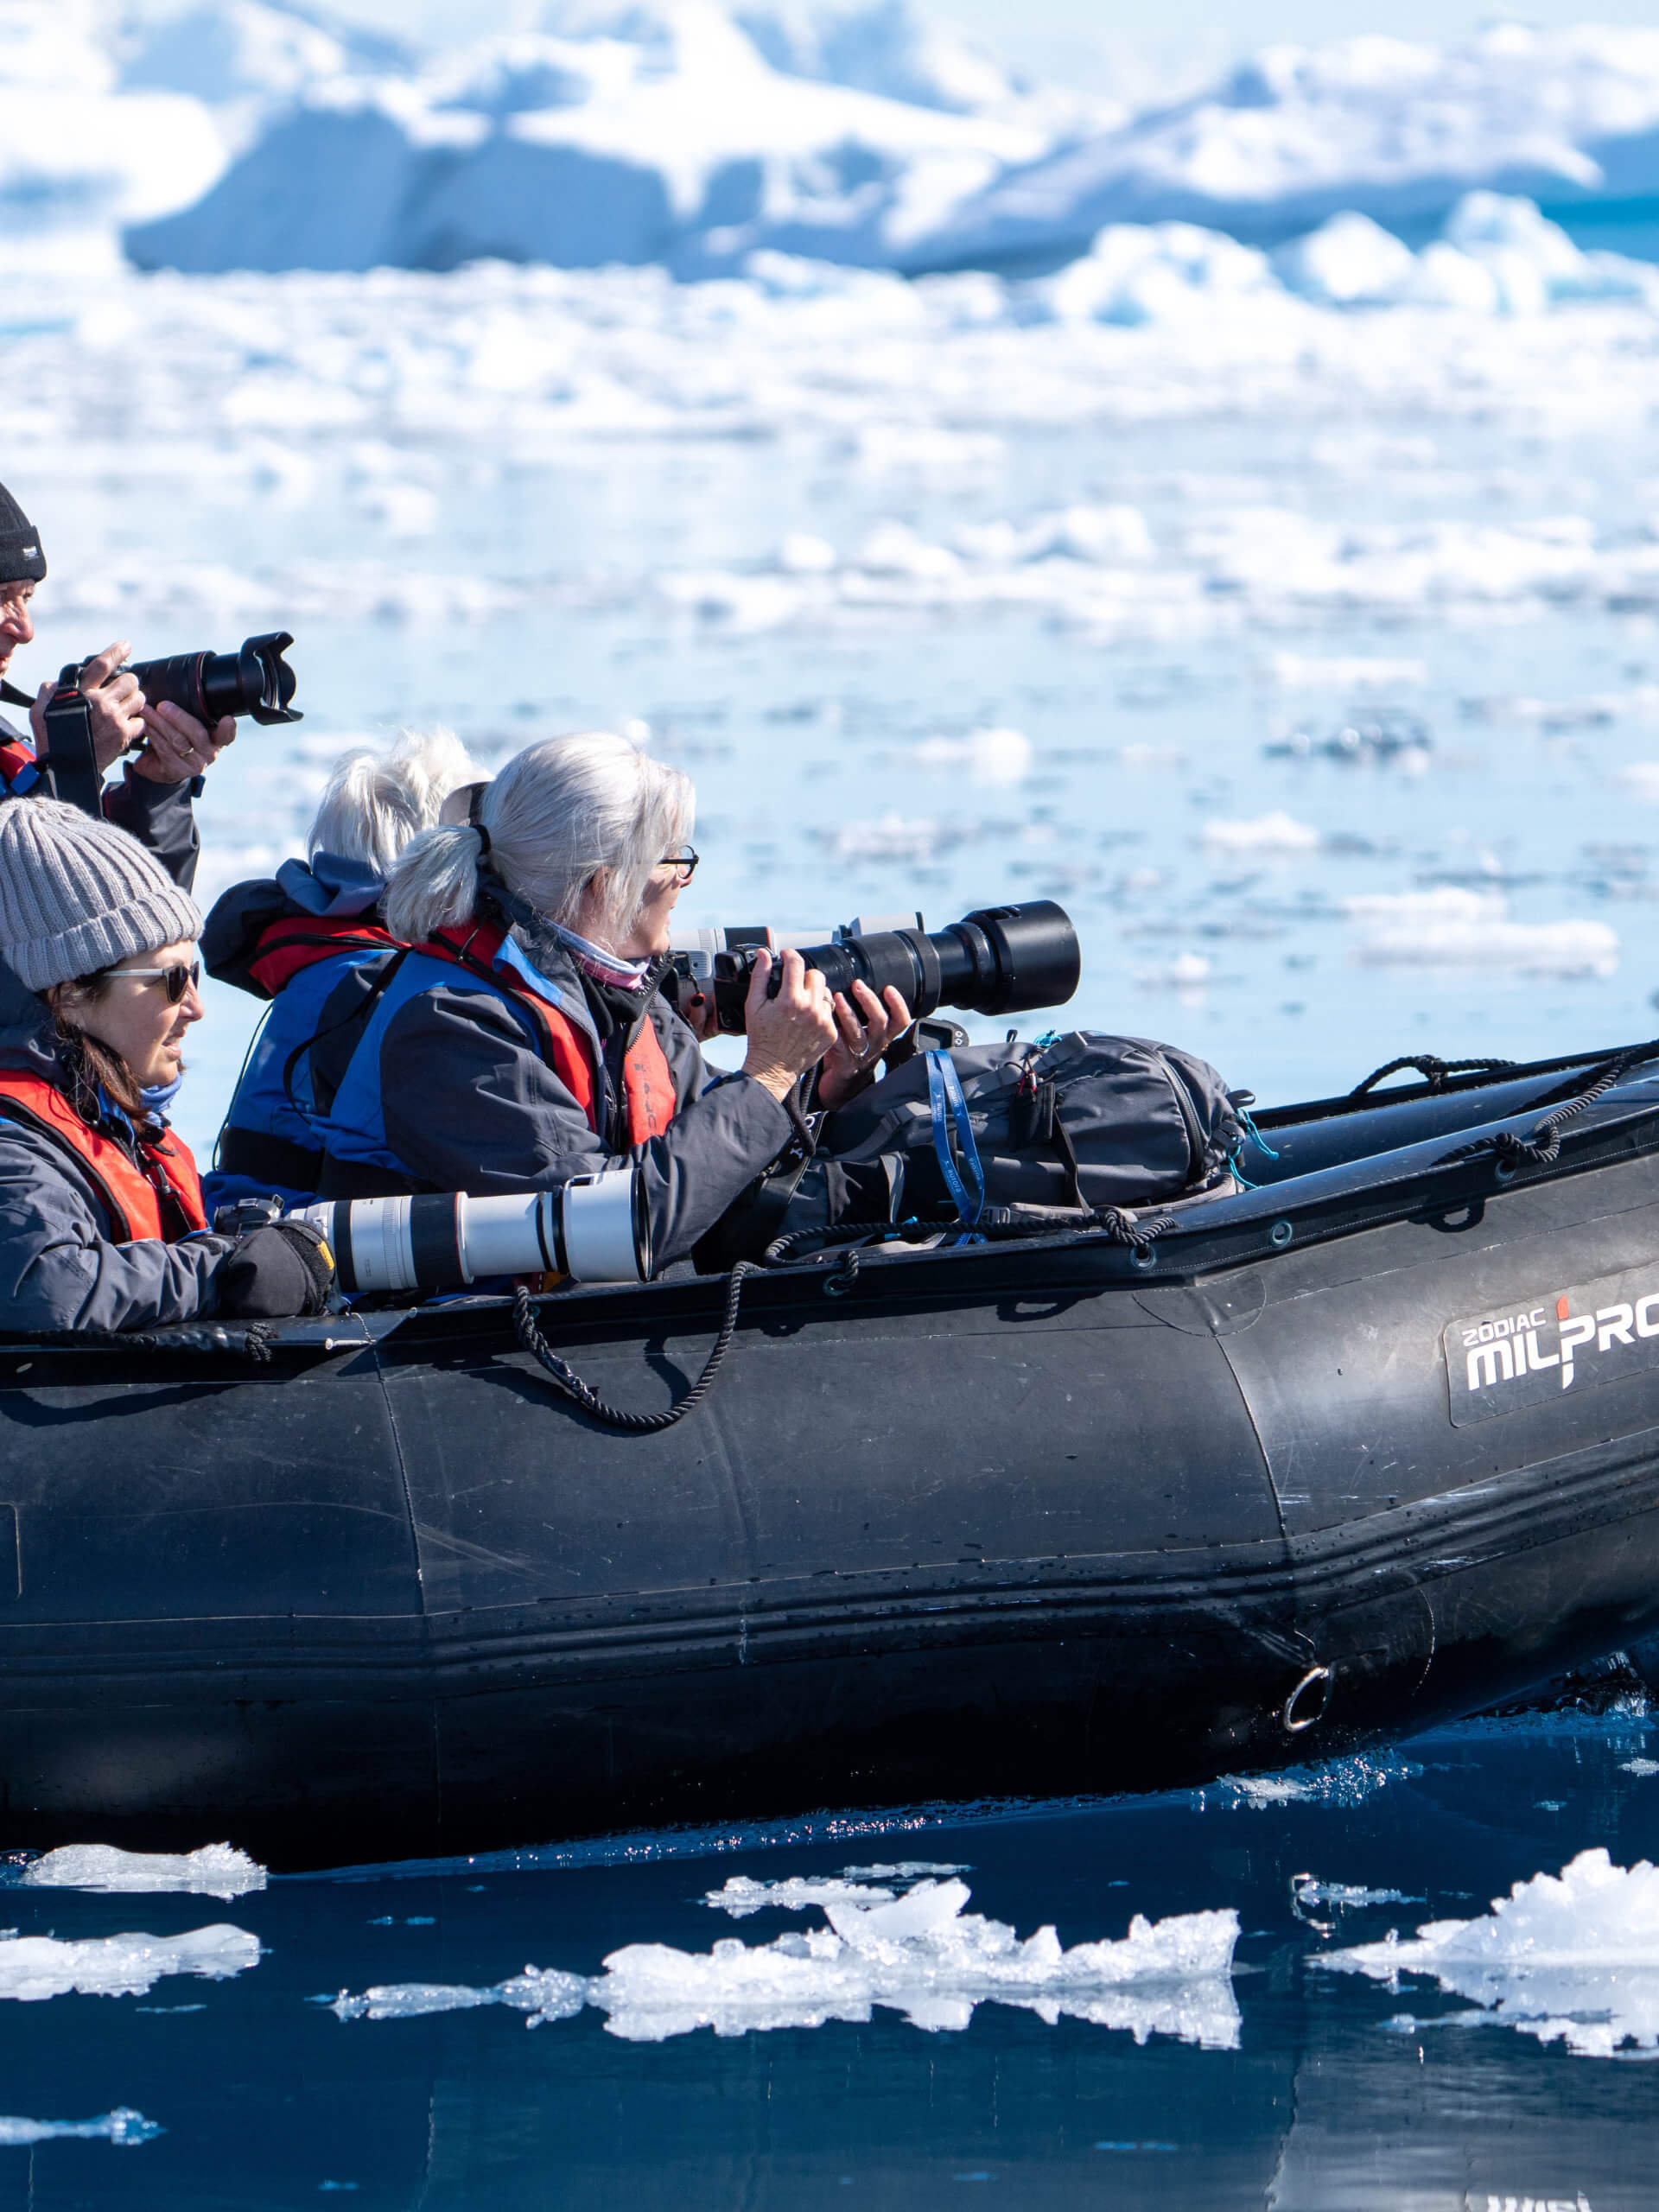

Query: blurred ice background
left=10, top=0, right=1659, bottom=1153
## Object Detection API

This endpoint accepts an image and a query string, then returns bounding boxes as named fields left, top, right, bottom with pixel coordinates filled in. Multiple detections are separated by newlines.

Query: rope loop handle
left=1350, top=1053, right=1515, bottom=1097
left=511, top=1263, right=753, bottom=1434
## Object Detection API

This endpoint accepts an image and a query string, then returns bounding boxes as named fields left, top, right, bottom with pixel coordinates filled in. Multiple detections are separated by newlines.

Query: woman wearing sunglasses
left=0, top=798, right=332, bottom=1331
left=284, top=728, right=909, bottom=1273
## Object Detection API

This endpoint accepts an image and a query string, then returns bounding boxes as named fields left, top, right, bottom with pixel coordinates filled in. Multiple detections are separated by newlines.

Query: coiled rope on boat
left=511, top=1263, right=753, bottom=1433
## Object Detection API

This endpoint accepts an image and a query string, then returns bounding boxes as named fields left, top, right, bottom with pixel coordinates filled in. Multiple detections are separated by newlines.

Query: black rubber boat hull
left=6, top=1065, right=1659, bottom=1866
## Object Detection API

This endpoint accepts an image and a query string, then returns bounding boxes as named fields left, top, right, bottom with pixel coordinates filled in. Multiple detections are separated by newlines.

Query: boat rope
left=1437, top=1033, right=1659, bottom=1175
left=1349, top=1053, right=1516, bottom=1097
left=511, top=1264, right=753, bottom=1433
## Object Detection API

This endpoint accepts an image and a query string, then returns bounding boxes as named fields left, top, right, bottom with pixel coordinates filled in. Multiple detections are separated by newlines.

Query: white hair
left=308, top=728, right=481, bottom=875
left=384, top=729, right=693, bottom=950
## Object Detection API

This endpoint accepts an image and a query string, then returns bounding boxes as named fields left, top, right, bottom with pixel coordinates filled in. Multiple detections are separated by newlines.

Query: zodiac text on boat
left=1443, top=1268, right=1659, bottom=1426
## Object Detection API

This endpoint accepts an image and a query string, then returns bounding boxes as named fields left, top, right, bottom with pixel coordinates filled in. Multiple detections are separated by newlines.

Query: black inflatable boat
left=7, top=1039, right=1659, bottom=1868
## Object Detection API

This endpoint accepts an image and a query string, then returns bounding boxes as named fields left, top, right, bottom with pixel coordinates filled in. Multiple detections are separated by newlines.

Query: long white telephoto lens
left=297, top=1170, right=650, bottom=1294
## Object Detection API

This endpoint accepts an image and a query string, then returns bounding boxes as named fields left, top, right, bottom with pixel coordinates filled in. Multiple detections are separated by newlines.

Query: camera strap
left=925, top=1049, right=985, bottom=1237
left=0, top=679, right=31, bottom=709
left=39, top=663, right=102, bottom=820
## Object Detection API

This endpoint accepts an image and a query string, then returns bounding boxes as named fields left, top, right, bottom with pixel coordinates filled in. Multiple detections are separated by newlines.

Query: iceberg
left=125, top=0, right=1055, bottom=276
left=0, top=0, right=226, bottom=276
left=922, top=24, right=1659, bottom=270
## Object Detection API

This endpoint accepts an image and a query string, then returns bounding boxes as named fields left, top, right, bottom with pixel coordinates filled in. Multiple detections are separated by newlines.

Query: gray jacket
left=303, top=922, right=796, bottom=1272
left=0, top=970, right=230, bottom=1334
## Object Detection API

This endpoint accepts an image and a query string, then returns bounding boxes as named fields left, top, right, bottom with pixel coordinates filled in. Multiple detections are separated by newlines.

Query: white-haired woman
left=279, top=729, right=908, bottom=1273
left=201, top=728, right=482, bottom=1211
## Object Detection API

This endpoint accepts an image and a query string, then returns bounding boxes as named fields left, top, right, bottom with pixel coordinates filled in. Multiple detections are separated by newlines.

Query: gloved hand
left=217, top=1220, right=334, bottom=1319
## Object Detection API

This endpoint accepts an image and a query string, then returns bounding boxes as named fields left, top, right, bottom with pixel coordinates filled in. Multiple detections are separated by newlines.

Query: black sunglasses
left=660, top=848, right=699, bottom=883
left=113, top=959, right=201, bottom=1005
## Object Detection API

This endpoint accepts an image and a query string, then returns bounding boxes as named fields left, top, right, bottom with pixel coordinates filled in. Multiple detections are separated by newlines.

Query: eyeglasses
left=111, top=959, right=201, bottom=1005
left=659, top=848, right=699, bottom=884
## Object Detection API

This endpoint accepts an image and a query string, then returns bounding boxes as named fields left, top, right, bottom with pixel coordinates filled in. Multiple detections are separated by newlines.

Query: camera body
left=662, top=901, right=1080, bottom=1035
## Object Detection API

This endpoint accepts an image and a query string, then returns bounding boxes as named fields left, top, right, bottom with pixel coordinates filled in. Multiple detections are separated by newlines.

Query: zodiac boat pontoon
left=5, top=1040, right=1659, bottom=1866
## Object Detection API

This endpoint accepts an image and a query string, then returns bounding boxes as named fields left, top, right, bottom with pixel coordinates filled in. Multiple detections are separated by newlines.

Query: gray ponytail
left=385, top=730, right=692, bottom=950
left=308, top=727, right=480, bottom=875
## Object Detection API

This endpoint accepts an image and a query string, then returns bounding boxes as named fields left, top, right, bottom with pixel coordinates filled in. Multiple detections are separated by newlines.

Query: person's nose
left=0, top=604, right=32, bottom=646
left=179, top=983, right=206, bottom=1025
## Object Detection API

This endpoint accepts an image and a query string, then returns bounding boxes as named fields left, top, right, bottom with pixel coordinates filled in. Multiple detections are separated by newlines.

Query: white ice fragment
left=1319, top=1847, right=1659, bottom=2056
left=839, top=1863, right=969, bottom=1880
left=1200, top=811, right=1323, bottom=855
left=1134, top=952, right=1211, bottom=991
left=22, top=1843, right=266, bottom=1900
left=1621, top=1758, right=1659, bottom=1777
left=331, top=1966, right=586, bottom=2024
left=1293, top=1877, right=1419, bottom=1908
left=0, top=2107, right=161, bottom=2147
left=854, top=521, right=962, bottom=580
left=333, top=1878, right=1239, bottom=2049
left=818, top=814, right=961, bottom=865
left=1275, top=212, right=1417, bottom=306
left=911, top=728, right=1032, bottom=785
left=0, top=1926, right=259, bottom=2003
left=1043, top=221, right=1283, bottom=327
left=1343, top=887, right=1618, bottom=977
left=1267, top=652, right=1427, bottom=690
left=705, top=1876, right=898, bottom=1919
left=776, top=532, right=837, bottom=573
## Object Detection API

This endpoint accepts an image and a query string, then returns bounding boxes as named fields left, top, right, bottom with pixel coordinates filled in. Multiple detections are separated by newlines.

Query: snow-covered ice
left=1320, top=1847, right=1659, bottom=2056
left=330, top=1872, right=1240, bottom=2046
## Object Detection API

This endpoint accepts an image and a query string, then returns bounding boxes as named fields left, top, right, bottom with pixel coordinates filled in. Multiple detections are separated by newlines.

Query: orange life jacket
left=416, top=919, right=677, bottom=1145
left=0, top=1071, right=207, bottom=1242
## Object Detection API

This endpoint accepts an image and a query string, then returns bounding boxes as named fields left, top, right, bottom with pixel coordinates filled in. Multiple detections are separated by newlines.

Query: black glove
left=217, top=1220, right=334, bottom=1319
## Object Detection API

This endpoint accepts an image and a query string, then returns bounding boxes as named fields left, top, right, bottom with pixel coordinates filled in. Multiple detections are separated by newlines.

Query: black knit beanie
left=0, top=480, right=45, bottom=585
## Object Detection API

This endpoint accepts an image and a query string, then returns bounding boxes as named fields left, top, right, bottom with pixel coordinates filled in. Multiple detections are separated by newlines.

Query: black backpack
left=823, top=1031, right=1243, bottom=1211
left=696, top=1033, right=1244, bottom=1268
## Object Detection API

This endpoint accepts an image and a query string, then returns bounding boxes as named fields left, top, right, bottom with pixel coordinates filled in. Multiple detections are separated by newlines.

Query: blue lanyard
left=926, top=1050, right=985, bottom=1234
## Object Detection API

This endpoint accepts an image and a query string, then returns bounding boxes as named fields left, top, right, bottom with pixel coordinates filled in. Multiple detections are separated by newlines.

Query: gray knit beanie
left=0, top=798, right=201, bottom=992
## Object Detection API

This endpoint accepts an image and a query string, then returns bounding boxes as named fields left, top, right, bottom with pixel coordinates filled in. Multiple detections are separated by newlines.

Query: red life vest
left=0, top=734, right=37, bottom=794
left=243, top=911, right=402, bottom=1000
left=416, top=919, right=677, bottom=1145
left=0, top=1071, right=207, bottom=1242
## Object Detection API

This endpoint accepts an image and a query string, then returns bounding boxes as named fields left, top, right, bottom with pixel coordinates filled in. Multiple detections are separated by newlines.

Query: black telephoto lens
left=763, top=899, right=1080, bottom=1026
left=125, top=632, right=302, bottom=728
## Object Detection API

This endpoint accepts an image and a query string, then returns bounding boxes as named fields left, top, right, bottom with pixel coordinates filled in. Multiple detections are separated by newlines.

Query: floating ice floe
left=911, top=728, right=1032, bottom=786
left=1292, top=1876, right=1420, bottom=1910
left=1320, top=1847, right=1659, bottom=2057
left=331, top=1872, right=1241, bottom=2047
left=0, top=2108, right=161, bottom=2147
left=1343, top=888, right=1619, bottom=978
left=0, top=1926, right=260, bottom=2003
left=19, top=1844, right=266, bottom=1900
left=1201, top=812, right=1324, bottom=855
left=1267, top=652, right=1428, bottom=691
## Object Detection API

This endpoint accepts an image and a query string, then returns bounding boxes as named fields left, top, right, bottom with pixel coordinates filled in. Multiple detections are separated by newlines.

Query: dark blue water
left=0, top=1705, right=1655, bottom=2209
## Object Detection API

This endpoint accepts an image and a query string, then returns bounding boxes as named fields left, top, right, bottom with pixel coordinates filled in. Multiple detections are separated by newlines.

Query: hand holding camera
left=29, top=640, right=144, bottom=772
left=741, top=949, right=839, bottom=1101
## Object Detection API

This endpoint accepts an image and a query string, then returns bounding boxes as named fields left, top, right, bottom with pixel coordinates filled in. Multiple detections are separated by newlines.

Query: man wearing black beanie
left=0, top=476, right=232, bottom=893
